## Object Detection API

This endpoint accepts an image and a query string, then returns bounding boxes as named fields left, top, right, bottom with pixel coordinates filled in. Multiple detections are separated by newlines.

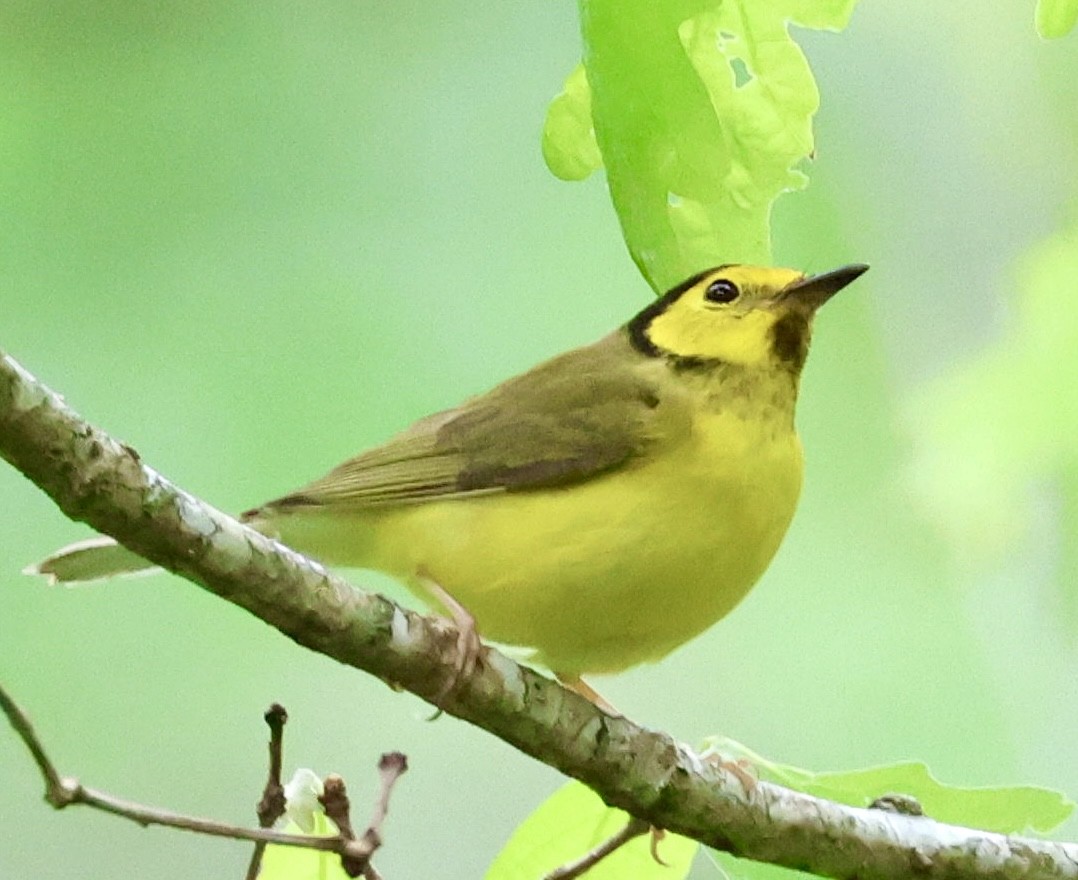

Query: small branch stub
left=257, top=703, right=289, bottom=827
left=321, top=775, right=369, bottom=878
left=317, top=754, right=408, bottom=879
left=247, top=703, right=290, bottom=880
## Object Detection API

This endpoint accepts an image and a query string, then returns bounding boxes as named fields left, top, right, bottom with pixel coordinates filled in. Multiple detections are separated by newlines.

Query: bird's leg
left=649, top=827, right=669, bottom=866
left=554, top=673, right=620, bottom=716
left=417, top=574, right=484, bottom=703
left=555, top=674, right=674, bottom=865
left=703, top=751, right=758, bottom=794
left=724, top=759, right=757, bottom=793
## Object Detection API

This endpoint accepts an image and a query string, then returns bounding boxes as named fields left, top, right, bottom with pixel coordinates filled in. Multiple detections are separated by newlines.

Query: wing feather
left=258, top=331, right=687, bottom=512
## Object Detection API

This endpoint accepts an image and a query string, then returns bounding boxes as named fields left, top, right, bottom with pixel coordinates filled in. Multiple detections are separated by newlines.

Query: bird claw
left=444, top=609, right=482, bottom=690
left=554, top=673, right=621, bottom=716
left=419, top=576, right=485, bottom=708
left=649, top=827, right=669, bottom=866
left=704, top=753, right=758, bottom=793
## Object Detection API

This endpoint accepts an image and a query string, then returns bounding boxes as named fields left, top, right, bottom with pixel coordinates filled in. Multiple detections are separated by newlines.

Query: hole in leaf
left=729, top=56, right=753, bottom=88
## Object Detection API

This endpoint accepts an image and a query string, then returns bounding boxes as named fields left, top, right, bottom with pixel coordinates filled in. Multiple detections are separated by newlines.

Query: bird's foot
left=704, top=753, right=757, bottom=793
left=555, top=673, right=621, bottom=716
left=419, top=576, right=484, bottom=708
left=649, top=826, right=669, bottom=866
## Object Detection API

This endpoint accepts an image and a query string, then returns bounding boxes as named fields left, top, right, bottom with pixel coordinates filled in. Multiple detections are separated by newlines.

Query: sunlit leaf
left=486, top=781, right=698, bottom=880
left=705, top=737, right=1074, bottom=834
left=260, top=816, right=348, bottom=880
left=1035, top=0, right=1078, bottom=37
left=542, top=64, right=602, bottom=182
left=545, top=0, right=859, bottom=292
left=709, top=849, right=817, bottom=880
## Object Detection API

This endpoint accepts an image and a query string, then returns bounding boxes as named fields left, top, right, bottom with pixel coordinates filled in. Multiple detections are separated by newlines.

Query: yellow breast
left=276, top=407, right=804, bottom=677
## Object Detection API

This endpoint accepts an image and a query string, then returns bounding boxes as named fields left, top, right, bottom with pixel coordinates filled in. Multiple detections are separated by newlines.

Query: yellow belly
left=270, top=416, right=803, bottom=677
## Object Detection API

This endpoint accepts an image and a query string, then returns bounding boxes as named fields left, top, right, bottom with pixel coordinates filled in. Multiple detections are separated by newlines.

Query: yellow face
left=628, top=263, right=868, bottom=372
left=631, top=264, right=809, bottom=370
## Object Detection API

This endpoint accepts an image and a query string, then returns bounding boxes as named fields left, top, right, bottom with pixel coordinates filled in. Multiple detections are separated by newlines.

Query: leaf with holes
left=543, top=0, right=859, bottom=292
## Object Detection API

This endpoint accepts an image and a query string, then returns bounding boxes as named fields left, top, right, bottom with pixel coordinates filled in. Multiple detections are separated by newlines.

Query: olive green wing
left=259, top=332, right=688, bottom=511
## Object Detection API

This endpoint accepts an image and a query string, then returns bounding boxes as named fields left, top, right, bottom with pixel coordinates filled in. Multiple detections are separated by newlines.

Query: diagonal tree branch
left=3, top=348, right=1077, bottom=880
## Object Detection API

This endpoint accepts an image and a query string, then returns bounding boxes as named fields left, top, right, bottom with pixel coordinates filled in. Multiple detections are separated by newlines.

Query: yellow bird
left=32, top=263, right=867, bottom=705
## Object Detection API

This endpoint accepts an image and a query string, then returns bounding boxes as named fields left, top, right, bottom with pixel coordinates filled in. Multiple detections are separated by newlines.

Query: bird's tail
left=26, top=536, right=159, bottom=585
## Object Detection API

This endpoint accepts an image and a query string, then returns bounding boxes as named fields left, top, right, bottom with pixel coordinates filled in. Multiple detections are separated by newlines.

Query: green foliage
left=906, top=225, right=1078, bottom=609
left=706, top=737, right=1074, bottom=834
left=260, top=818, right=349, bottom=880
left=1036, top=0, right=1078, bottom=37
left=543, top=0, right=859, bottom=292
left=486, top=781, right=698, bottom=879
left=543, top=65, right=602, bottom=182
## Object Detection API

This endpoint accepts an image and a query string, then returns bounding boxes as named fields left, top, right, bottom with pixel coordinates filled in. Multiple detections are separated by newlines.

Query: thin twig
left=244, top=835, right=267, bottom=876
left=246, top=703, right=290, bottom=880
left=318, top=754, right=408, bottom=878
left=543, top=817, right=650, bottom=880
left=321, top=775, right=364, bottom=876
left=0, top=682, right=370, bottom=862
left=369, top=753, right=408, bottom=839
left=258, top=704, right=289, bottom=826
left=0, top=679, right=66, bottom=804
left=320, top=776, right=355, bottom=839
left=358, top=752, right=407, bottom=878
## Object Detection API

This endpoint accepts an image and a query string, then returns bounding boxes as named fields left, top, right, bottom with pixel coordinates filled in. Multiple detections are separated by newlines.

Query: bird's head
left=628, top=263, right=869, bottom=372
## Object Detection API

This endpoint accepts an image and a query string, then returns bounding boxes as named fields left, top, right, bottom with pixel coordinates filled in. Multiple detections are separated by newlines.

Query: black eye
left=704, top=279, right=740, bottom=304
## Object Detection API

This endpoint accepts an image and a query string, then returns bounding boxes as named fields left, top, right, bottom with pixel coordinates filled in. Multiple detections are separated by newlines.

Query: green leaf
left=705, top=737, right=1074, bottom=834
left=1035, top=0, right=1078, bottom=37
left=260, top=816, right=349, bottom=880
left=546, top=0, right=859, bottom=292
left=542, top=64, right=603, bottom=182
left=708, top=850, right=817, bottom=880
left=486, top=782, right=698, bottom=880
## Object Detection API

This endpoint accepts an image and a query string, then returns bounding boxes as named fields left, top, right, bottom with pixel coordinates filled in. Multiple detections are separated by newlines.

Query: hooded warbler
left=32, top=263, right=868, bottom=702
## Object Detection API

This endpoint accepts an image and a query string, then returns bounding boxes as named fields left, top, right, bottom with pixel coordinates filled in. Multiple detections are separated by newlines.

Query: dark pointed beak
left=780, top=263, right=869, bottom=311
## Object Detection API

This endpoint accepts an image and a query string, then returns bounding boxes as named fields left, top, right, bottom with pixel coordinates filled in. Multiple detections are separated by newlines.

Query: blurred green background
left=2, top=2, right=1077, bottom=878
